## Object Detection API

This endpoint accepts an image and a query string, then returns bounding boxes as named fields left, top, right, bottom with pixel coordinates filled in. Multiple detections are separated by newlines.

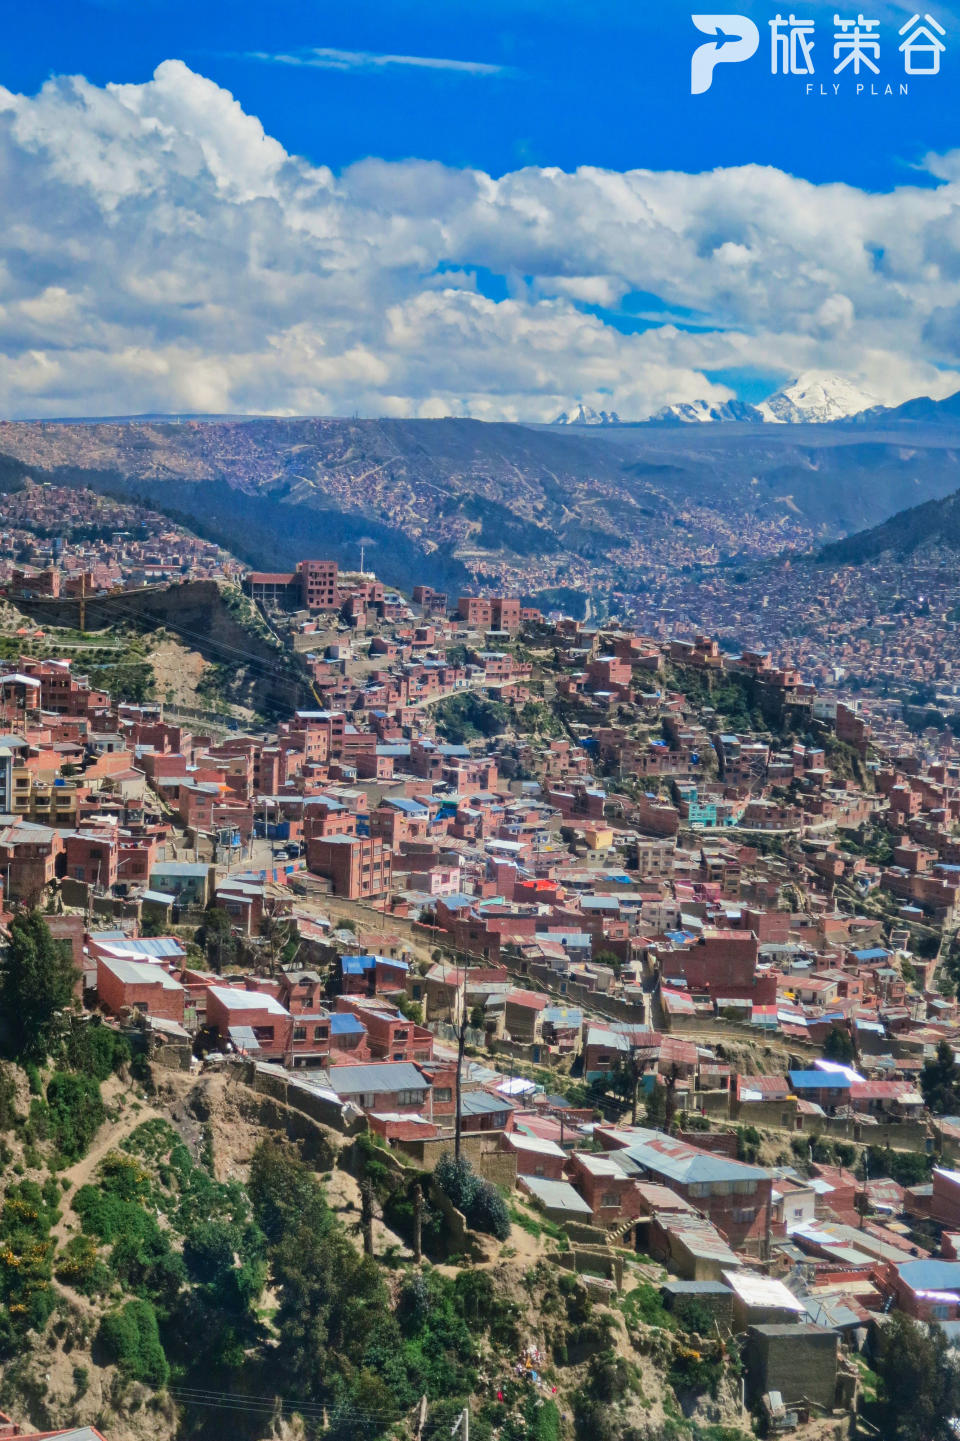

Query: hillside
left=8, top=580, right=313, bottom=720
left=817, top=485, right=960, bottom=564
left=0, top=415, right=958, bottom=610
left=0, top=989, right=753, bottom=1441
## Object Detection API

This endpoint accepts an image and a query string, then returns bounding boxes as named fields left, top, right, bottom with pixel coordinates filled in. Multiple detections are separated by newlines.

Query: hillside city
left=1, top=524, right=960, bottom=1440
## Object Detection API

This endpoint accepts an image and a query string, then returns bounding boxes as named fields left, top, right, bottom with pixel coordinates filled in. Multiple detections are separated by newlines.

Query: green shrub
left=66, top=1022, right=131, bottom=1081
left=55, top=1235, right=111, bottom=1297
left=434, top=1155, right=510, bottom=1240
left=673, top=1297, right=716, bottom=1335
left=46, top=1071, right=104, bottom=1162
left=98, top=1298, right=169, bottom=1386
left=0, top=1065, right=18, bottom=1132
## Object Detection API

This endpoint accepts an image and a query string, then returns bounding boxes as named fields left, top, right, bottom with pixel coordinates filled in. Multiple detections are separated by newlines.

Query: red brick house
left=567, top=1151, right=645, bottom=1226
left=503, top=1132, right=566, bottom=1179
left=205, top=985, right=293, bottom=1060
left=97, top=956, right=185, bottom=1024
left=308, top=834, right=392, bottom=898
left=597, top=1126, right=773, bottom=1254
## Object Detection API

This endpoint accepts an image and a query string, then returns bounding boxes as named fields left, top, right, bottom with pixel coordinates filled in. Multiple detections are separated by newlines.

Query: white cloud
left=243, top=47, right=512, bottom=77
left=0, top=59, right=957, bottom=421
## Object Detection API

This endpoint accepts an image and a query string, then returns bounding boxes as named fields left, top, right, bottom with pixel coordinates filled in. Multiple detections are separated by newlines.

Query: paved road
left=221, top=835, right=295, bottom=876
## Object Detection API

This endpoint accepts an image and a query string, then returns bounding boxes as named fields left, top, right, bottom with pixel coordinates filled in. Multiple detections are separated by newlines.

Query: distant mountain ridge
left=648, top=398, right=761, bottom=424
left=1, top=413, right=959, bottom=611
left=557, top=372, right=957, bottom=428
left=551, top=404, right=622, bottom=426
left=755, top=373, right=878, bottom=424
left=819, top=483, right=960, bottom=565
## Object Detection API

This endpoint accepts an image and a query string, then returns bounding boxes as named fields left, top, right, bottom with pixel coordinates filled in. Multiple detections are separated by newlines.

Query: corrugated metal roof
left=460, top=1090, right=516, bottom=1116
left=327, top=1062, right=429, bottom=1096
left=521, top=1177, right=593, bottom=1215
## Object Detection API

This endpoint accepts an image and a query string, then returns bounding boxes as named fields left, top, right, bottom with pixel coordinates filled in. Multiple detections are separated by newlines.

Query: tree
left=434, top=1154, right=510, bottom=1240
left=823, top=1024, right=855, bottom=1064
left=0, top=911, right=77, bottom=1062
left=593, top=948, right=622, bottom=980
left=874, top=1312, right=960, bottom=1440
left=195, top=906, right=235, bottom=973
left=921, top=1040, right=960, bottom=1115
left=644, top=1077, right=667, bottom=1129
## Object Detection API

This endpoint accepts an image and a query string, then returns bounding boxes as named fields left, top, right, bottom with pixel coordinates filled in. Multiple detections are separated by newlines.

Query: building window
left=293, top=1027, right=307, bottom=1042
left=433, top=1088, right=452, bottom=1103
left=315, top=1026, right=328, bottom=1041
left=397, top=1089, right=421, bottom=1106
left=601, top=1192, right=620, bottom=1208
left=732, top=1207, right=756, bottom=1224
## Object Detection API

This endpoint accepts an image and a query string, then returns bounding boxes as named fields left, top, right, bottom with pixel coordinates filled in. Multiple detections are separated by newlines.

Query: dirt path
left=53, top=1081, right=164, bottom=1247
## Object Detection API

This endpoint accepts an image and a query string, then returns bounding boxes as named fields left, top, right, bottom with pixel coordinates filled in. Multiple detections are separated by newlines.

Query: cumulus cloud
left=0, top=59, right=956, bottom=420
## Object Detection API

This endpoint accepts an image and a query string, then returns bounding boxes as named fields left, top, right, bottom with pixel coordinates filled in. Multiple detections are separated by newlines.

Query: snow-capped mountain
left=651, top=398, right=761, bottom=424
left=552, top=403, right=621, bottom=426
left=646, top=372, right=884, bottom=425
left=755, top=372, right=879, bottom=424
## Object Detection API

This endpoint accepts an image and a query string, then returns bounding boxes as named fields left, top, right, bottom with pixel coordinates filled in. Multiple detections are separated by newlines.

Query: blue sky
left=0, top=0, right=956, bottom=420
left=2, top=0, right=953, bottom=188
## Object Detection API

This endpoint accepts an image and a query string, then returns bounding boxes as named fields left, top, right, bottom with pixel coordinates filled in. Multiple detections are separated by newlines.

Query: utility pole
left=454, top=945, right=469, bottom=1161
left=451, top=1407, right=469, bottom=1441
left=412, top=1182, right=423, bottom=1264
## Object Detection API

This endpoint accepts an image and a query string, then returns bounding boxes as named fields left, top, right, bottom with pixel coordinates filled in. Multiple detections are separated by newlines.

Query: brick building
left=96, top=957, right=185, bottom=1024
left=598, top=1126, right=774, bottom=1254
left=308, top=834, right=392, bottom=898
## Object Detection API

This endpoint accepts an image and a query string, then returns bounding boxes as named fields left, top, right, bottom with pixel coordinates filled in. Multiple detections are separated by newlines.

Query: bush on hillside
left=98, top=1298, right=169, bottom=1386
left=434, top=1154, right=510, bottom=1241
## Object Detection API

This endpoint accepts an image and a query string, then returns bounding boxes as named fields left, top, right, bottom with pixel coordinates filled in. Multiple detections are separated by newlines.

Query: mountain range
left=554, top=371, right=925, bottom=427
left=0, top=395, right=959, bottom=612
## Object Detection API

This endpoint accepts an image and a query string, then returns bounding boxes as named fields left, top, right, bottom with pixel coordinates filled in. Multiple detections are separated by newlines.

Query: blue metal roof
left=340, top=955, right=375, bottom=975
left=788, top=1070, right=853, bottom=1089
left=896, top=1258, right=960, bottom=1290
left=330, top=1014, right=366, bottom=1035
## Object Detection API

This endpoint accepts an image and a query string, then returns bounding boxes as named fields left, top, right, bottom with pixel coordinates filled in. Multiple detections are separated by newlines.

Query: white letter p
left=690, top=14, right=760, bottom=94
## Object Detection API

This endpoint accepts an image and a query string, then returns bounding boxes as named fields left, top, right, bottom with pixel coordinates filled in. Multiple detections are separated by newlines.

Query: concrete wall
left=396, top=1131, right=518, bottom=1188
left=553, top=1246, right=624, bottom=1293
left=734, top=1097, right=800, bottom=1129
left=801, top=1116, right=931, bottom=1151
left=698, top=1089, right=734, bottom=1118
left=561, top=1219, right=613, bottom=1247
left=246, top=1061, right=366, bottom=1135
